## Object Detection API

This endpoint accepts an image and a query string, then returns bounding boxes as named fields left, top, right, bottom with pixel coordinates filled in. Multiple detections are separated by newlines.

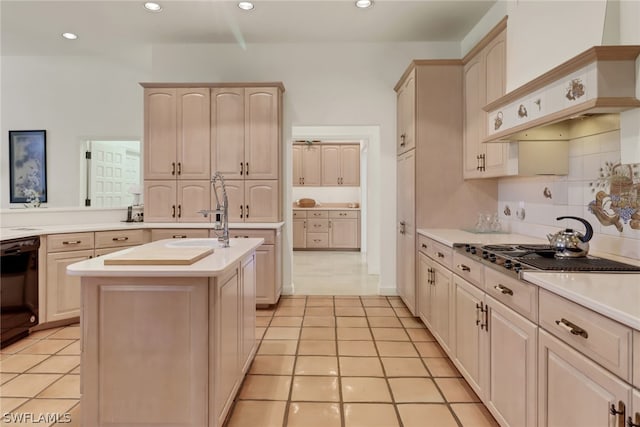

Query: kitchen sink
left=164, top=238, right=222, bottom=248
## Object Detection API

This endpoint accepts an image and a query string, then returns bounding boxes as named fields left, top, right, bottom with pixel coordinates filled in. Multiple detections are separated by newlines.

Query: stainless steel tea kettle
left=547, top=216, right=594, bottom=258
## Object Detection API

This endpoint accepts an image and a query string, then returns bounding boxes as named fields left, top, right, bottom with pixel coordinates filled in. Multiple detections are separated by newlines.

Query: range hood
left=482, top=46, right=640, bottom=143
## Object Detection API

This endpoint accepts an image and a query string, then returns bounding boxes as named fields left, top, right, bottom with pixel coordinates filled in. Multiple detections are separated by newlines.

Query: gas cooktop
left=454, top=243, right=640, bottom=276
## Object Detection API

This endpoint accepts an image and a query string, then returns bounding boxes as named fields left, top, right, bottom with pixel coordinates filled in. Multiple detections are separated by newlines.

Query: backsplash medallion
left=588, top=162, right=640, bottom=231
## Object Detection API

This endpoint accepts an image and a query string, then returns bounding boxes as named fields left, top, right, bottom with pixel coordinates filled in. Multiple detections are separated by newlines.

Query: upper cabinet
left=321, top=144, right=360, bottom=186
left=462, top=20, right=510, bottom=179
left=396, top=69, right=416, bottom=155
left=292, top=144, right=322, bottom=186
left=142, top=83, right=284, bottom=223
left=212, top=87, right=280, bottom=180
left=144, top=88, right=211, bottom=180
left=292, top=143, right=360, bottom=187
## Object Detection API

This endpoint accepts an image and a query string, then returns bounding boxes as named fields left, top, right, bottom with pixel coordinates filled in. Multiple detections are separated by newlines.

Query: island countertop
left=67, top=237, right=263, bottom=277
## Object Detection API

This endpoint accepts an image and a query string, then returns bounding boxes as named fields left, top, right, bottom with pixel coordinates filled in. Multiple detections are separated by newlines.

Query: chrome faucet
left=197, top=172, right=229, bottom=247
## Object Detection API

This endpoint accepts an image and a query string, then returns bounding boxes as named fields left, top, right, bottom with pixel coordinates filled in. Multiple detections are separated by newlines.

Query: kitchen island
left=67, top=238, right=263, bottom=427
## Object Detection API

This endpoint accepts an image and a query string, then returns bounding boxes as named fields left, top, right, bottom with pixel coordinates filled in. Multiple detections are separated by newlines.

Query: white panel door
left=90, top=141, right=137, bottom=208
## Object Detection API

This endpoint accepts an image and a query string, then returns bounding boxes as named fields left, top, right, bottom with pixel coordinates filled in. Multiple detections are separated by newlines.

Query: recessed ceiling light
left=355, top=0, right=373, bottom=8
left=144, top=2, right=162, bottom=12
left=62, top=32, right=78, bottom=40
left=238, top=2, right=254, bottom=11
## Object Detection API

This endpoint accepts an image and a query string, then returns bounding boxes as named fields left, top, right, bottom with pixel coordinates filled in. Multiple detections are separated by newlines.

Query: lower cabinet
left=229, top=228, right=282, bottom=305
left=538, top=329, right=631, bottom=427
left=453, top=275, right=537, bottom=427
left=293, top=210, right=360, bottom=250
left=46, top=250, right=93, bottom=322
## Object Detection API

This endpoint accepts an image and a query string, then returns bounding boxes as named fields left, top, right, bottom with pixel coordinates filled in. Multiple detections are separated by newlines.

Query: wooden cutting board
left=104, top=246, right=214, bottom=265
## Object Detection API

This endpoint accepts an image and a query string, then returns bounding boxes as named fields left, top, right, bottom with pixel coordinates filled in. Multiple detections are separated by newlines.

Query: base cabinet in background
left=293, top=210, right=360, bottom=250
left=46, top=250, right=92, bottom=323
left=228, top=228, right=282, bottom=305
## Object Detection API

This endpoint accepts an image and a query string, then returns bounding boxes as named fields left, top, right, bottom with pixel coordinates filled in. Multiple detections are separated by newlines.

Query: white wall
left=0, top=51, right=151, bottom=209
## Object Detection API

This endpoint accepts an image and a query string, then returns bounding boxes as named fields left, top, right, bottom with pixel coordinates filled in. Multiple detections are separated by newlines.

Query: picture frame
left=9, top=130, right=47, bottom=204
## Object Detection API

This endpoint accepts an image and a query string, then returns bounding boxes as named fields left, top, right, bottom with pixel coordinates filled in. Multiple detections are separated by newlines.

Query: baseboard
left=377, top=285, right=398, bottom=296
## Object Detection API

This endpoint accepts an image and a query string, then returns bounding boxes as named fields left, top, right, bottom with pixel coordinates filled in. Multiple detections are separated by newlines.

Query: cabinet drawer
left=539, top=289, right=632, bottom=381
left=293, top=210, right=307, bottom=219
left=452, top=252, right=483, bottom=288
left=417, top=234, right=430, bottom=254
left=306, top=233, right=328, bottom=248
left=329, top=210, right=358, bottom=219
left=95, top=229, right=145, bottom=249
left=307, top=210, right=329, bottom=219
left=150, top=229, right=209, bottom=241
left=47, top=232, right=94, bottom=252
left=229, top=229, right=275, bottom=245
left=307, top=219, right=329, bottom=233
left=426, top=239, right=453, bottom=269
left=485, top=267, right=537, bottom=322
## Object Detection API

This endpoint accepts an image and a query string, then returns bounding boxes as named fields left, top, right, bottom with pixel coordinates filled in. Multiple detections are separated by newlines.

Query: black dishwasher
left=1, top=237, right=40, bottom=348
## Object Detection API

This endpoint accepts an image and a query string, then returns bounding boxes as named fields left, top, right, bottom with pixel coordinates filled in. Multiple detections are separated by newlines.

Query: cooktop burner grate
left=481, top=245, right=516, bottom=251
left=517, top=257, right=640, bottom=272
left=516, top=244, right=553, bottom=251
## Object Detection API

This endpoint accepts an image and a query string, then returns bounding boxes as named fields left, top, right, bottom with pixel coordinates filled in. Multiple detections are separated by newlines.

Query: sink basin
left=165, top=238, right=222, bottom=248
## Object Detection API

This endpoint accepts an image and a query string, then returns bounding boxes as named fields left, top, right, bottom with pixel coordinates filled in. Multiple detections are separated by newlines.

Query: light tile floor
left=292, top=251, right=379, bottom=295
left=226, top=295, right=498, bottom=427
left=0, top=325, right=81, bottom=427
left=0, top=297, right=498, bottom=427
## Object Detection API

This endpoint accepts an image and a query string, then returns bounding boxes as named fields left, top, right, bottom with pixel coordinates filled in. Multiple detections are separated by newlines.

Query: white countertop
left=67, top=238, right=263, bottom=277
left=421, top=228, right=640, bottom=331
left=0, top=222, right=285, bottom=241
left=417, top=228, right=546, bottom=246
left=523, top=272, right=640, bottom=330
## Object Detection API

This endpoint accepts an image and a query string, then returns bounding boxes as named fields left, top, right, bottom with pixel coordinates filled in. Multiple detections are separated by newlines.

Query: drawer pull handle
left=555, top=318, right=588, bottom=339
left=437, top=252, right=445, bottom=258
left=172, top=235, right=187, bottom=239
left=494, top=284, right=513, bottom=296
left=63, top=240, right=81, bottom=245
left=112, top=237, right=129, bottom=241
left=610, top=401, right=625, bottom=427
left=457, top=264, right=470, bottom=272
left=171, top=162, right=176, bottom=175
left=421, top=243, right=427, bottom=248
left=245, top=162, right=249, bottom=175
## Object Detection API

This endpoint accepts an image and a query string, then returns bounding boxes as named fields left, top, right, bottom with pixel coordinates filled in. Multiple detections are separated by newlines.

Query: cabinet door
left=211, top=88, right=245, bottom=180
left=463, top=57, right=484, bottom=179
left=340, top=145, right=360, bottom=186
left=321, top=145, right=340, bottom=186
left=244, top=180, right=279, bottom=222
left=223, top=180, right=245, bottom=223
left=215, top=271, right=241, bottom=424
left=292, top=145, right=303, bottom=186
left=255, top=244, right=276, bottom=304
left=245, top=87, right=279, bottom=180
left=453, top=274, right=486, bottom=398
left=177, top=181, right=210, bottom=223
left=328, top=218, right=359, bottom=248
left=486, top=296, right=537, bottom=427
left=144, top=181, right=177, bottom=222
left=417, top=252, right=432, bottom=328
left=144, top=88, right=177, bottom=180
left=432, top=262, right=453, bottom=354
left=177, top=88, right=210, bottom=180
left=293, top=219, right=307, bottom=249
left=46, top=249, right=94, bottom=322
left=397, top=69, right=415, bottom=155
left=632, top=389, right=640, bottom=427
left=538, top=329, right=632, bottom=427
left=241, top=254, right=257, bottom=373
left=396, top=150, right=416, bottom=314
left=301, top=145, right=322, bottom=186
left=482, top=30, right=509, bottom=178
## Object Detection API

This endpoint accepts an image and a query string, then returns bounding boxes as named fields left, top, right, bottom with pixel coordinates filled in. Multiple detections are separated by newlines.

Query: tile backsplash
left=499, top=129, right=640, bottom=260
